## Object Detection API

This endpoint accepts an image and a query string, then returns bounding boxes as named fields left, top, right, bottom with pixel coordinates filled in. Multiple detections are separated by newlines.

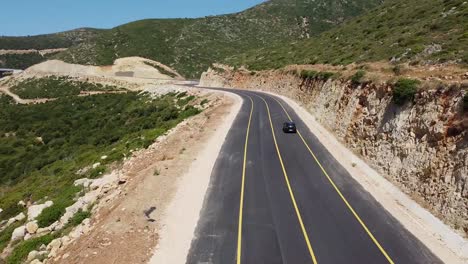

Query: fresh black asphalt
left=186, top=88, right=441, bottom=264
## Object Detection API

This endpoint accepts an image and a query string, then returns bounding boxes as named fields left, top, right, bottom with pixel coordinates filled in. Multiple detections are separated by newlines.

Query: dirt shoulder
left=48, top=89, right=241, bottom=264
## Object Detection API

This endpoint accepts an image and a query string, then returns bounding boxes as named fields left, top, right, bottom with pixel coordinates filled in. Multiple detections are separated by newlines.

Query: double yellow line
left=236, top=94, right=317, bottom=264
left=236, top=95, right=253, bottom=264
left=236, top=92, right=394, bottom=264
left=258, top=95, right=319, bottom=264
left=268, top=95, right=395, bottom=264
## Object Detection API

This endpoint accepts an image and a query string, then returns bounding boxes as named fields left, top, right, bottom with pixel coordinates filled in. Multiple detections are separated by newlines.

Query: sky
left=1, top=0, right=266, bottom=36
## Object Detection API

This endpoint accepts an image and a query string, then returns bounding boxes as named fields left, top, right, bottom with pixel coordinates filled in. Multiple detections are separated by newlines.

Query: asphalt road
left=186, top=88, right=441, bottom=264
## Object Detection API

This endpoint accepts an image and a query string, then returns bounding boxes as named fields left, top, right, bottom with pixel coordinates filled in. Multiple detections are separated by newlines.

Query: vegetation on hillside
left=392, top=78, right=420, bottom=105
left=52, top=0, right=382, bottom=78
left=0, top=29, right=99, bottom=50
left=0, top=53, right=53, bottom=70
left=227, top=0, right=468, bottom=70
left=143, top=61, right=177, bottom=78
left=0, top=91, right=201, bottom=224
left=10, top=77, right=124, bottom=99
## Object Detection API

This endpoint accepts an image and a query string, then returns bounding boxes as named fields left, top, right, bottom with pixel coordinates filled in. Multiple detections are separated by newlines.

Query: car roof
left=285, top=121, right=295, bottom=125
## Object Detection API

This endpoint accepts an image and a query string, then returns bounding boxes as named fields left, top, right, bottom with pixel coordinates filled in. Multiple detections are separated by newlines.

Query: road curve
left=186, top=88, right=441, bottom=264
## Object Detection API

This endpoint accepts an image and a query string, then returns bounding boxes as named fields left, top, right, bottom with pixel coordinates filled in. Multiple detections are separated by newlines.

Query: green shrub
left=392, top=64, right=403, bottom=75
left=300, top=70, right=318, bottom=79
left=6, top=234, right=56, bottom=264
left=176, top=91, right=188, bottom=98
left=10, top=77, right=123, bottom=99
left=393, top=78, right=420, bottom=105
left=143, top=61, right=177, bottom=78
left=0, top=92, right=202, bottom=222
left=67, top=209, right=91, bottom=227
left=316, top=71, right=336, bottom=80
left=300, top=70, right=336, bottom=80
left=351, top=70, right=366, bottom=85
left=200, top=99, right=209, bottom=106
left=36, top=203, right=67, bottom=228
left=177, top=95, right=195, bottom=106
left=0, top=222, right=24, bottom=252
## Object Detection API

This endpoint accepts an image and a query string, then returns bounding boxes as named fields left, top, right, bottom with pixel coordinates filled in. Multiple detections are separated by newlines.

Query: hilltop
left=0, top=0, right=383, bottom=78
left=227, top=0, right=468, bottom=70
left=0, top=29, right=100, bottom=69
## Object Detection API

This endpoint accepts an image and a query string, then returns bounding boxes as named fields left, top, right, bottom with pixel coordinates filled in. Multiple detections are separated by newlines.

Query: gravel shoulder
left=47, top=89, right=242, bottom=264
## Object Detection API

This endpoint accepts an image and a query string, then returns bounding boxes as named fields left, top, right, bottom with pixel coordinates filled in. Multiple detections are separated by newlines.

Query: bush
left=300, top=70, right=318, bottom=79
left=351, top=70, right=366, bottom=85
left=67, top=209, right=91, bottom=227
left=6, top=234, right=56, bottom=264
left=36, top=203, right=67, bottom=228
left=0, top=92, right=201, bottom=222
left=316, top=71, right=336, bottom=80
left=0, top=222, right=24, bottom=252
left=392, top=64, right=403, bottom=75
left=393, top=78, right=420, bottom=105
left=200, top=99, right=209, bottom=106
left=300, top=70, right=336, bottom=80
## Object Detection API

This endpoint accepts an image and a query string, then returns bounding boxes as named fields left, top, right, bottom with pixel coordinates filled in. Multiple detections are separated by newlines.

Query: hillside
left=226, top=0, right=468, bottom=70
left=0, top=28, right=100, bottom=50
left=0, top=0, right=383, bottom=78
left=0, top=29, right=100, bottom=69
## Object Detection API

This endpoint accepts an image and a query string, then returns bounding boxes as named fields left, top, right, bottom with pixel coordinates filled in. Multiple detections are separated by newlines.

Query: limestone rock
left=27, top=250, right=39, bottom=262
left=47, top=238, right=62, bottom=257
left=11, top=225, right=26, bottom=241
left=28, top=201, right=53, bottom=220
left=26, top=221, right=39, bottom=234
left=74, top=178, right=92, bottom=188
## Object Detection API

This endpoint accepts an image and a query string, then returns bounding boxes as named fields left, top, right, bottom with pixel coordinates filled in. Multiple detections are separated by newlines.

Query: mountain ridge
left=0, top=0, right=384, bottom=77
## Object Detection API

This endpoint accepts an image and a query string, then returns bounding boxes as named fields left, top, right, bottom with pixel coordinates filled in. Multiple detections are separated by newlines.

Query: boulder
left=46, top=238, right=62, bottom=251
left=61, top=235, right=71, bottom=246
left=11, top=225, right=26, bottom=241
left=26, top=221, right=39, bottom=234
left=30, top=260, right=43, bottom=264
left=24, top=233, right=32, bottom=241
left=14, top=212, right=26, bottom=221
left=89, top=172, right=117, bottom=190
left=36, top=227, right=50, bottom=235
left=18, top=200, right=26, bottom=207
left=27, top=250, right=39, bottom=262
left=92, top=162, right=101, bottom=169
left=27, top=201, right=53, bottom=220
left=74, top=178, right=92, bottom=188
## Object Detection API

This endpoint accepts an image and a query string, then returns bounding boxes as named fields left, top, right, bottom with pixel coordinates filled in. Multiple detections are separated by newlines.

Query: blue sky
left=1, top=0, right=266, bottom=36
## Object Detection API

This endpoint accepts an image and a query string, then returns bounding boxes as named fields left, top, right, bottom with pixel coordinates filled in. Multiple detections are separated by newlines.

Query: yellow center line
left=253, top=93, right=318, bottom=264
left=268, top=95, right=395, bottom=264
left=236, top=95, right=254, bottom=264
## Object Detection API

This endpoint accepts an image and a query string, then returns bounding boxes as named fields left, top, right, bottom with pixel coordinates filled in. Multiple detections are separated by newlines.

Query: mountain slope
left=0, top=29, right=100, bottom=69
left=227, top=0, right=468, bottom=70
left=0, top=28, right=100, bottom=50
left=53, top=0, right=383, bottom=78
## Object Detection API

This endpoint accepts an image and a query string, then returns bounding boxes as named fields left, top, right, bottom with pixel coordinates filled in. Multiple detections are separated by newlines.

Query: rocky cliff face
left=201, top=66, right=468, bottom=234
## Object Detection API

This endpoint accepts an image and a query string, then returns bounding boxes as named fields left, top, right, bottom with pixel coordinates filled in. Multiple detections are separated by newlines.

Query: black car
left=282, top=121, right=297, bottom=133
